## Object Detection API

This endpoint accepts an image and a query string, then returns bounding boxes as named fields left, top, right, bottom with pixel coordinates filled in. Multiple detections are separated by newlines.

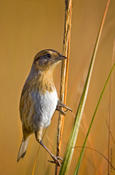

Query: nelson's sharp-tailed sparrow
left=17, top=49, right=72, bottom=166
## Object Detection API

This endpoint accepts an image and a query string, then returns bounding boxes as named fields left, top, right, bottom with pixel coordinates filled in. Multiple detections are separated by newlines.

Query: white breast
left=31, top=89, right=58, bottom=129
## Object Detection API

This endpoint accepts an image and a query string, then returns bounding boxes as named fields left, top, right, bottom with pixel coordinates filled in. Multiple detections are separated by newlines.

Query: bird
left=17, top=49, right=72, bottom=166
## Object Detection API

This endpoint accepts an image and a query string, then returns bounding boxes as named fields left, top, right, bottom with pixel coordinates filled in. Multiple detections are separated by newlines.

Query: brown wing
left=19, top=79, right=35, bottom=133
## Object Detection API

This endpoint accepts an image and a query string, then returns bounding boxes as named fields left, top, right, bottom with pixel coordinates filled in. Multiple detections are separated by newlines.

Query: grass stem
left=55, top=0, right=72, bottom=174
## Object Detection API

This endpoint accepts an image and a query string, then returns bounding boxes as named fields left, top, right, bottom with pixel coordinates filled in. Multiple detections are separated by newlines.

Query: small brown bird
left=17, top=49, right=71, bottom=166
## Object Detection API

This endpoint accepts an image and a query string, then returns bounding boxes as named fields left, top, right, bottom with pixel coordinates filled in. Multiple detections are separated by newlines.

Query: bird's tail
left=17, top=138, right=29, bottom=162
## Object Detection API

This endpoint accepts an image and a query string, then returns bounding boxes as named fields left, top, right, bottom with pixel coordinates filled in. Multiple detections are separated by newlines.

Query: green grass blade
left=59, top=55, right=94, bottom=175
left=74, top=63, right=115, bottom=175
left=59, top=1, right=110, bottom=174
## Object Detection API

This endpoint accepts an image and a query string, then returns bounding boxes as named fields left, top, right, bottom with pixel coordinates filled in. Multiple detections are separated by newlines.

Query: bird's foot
left=57, top=100, right=72, bottom=115
left=48, top=155, right=63, bottom=166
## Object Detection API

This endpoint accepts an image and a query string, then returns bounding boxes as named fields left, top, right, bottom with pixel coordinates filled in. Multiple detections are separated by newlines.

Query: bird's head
left=33, top=49, right=66, bottom=71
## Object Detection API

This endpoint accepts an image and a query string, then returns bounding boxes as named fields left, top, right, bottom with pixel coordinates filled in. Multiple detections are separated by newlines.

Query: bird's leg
left=35, top=129, right=62, bottom=166
left=56, top=100, right=72, bottom=114
left=56, top=105, right=66, bottom=115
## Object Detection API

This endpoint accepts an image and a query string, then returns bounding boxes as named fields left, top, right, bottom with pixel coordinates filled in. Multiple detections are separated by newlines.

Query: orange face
left=33, top=49, right=66, bottom=71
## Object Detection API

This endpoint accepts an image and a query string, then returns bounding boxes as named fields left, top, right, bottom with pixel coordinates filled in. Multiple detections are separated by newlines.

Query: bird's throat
left=36, top=70, right=55, bottom=94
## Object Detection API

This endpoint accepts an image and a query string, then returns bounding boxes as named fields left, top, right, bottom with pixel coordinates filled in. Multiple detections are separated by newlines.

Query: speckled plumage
left=20, top=69, right=58, bottom=134
left=19, top=65, right=58, bottom=138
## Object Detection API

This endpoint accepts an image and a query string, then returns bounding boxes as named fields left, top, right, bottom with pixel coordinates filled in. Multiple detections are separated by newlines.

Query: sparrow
left=17, top=49, right=72, bottom=166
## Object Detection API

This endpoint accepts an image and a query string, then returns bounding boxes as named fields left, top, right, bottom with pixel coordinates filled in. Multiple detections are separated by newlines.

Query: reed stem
left=55, top=0, right=72, bottom=174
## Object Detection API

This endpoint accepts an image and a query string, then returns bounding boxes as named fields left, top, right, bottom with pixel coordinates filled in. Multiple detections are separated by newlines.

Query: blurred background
left=0, top=0, right=115, bottom=174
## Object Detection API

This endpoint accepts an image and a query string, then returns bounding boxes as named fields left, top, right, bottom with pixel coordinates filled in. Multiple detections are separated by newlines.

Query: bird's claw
left=64, top=107, right=72, bottom=113
left=57, top=101, right=72, bottom=115
left=56, top=106, right=72, bottom=115
left=48, top=156, right=63, bottom=166
left=56, top=156, right=63, bottom=161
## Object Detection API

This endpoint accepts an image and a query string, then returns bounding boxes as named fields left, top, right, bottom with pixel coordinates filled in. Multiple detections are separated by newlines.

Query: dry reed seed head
left=33, top=49, right=66, bottom=71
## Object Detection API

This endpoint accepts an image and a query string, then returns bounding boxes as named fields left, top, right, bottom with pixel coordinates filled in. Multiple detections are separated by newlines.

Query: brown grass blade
left=55, top=0, right=72, bottom=174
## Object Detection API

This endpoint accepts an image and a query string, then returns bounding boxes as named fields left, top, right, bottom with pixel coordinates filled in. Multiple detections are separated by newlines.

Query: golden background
left=0, top=0, right=115, bottom=174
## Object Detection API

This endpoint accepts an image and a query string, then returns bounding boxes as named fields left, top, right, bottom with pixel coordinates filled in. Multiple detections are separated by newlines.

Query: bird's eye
left=46, top=53, right=51, bottom=58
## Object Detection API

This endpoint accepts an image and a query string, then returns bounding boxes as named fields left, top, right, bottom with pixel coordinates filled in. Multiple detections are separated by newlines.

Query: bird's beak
left=50, top=55, right=67, bottom=64
left=56, top=55, right=67, bottom=61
